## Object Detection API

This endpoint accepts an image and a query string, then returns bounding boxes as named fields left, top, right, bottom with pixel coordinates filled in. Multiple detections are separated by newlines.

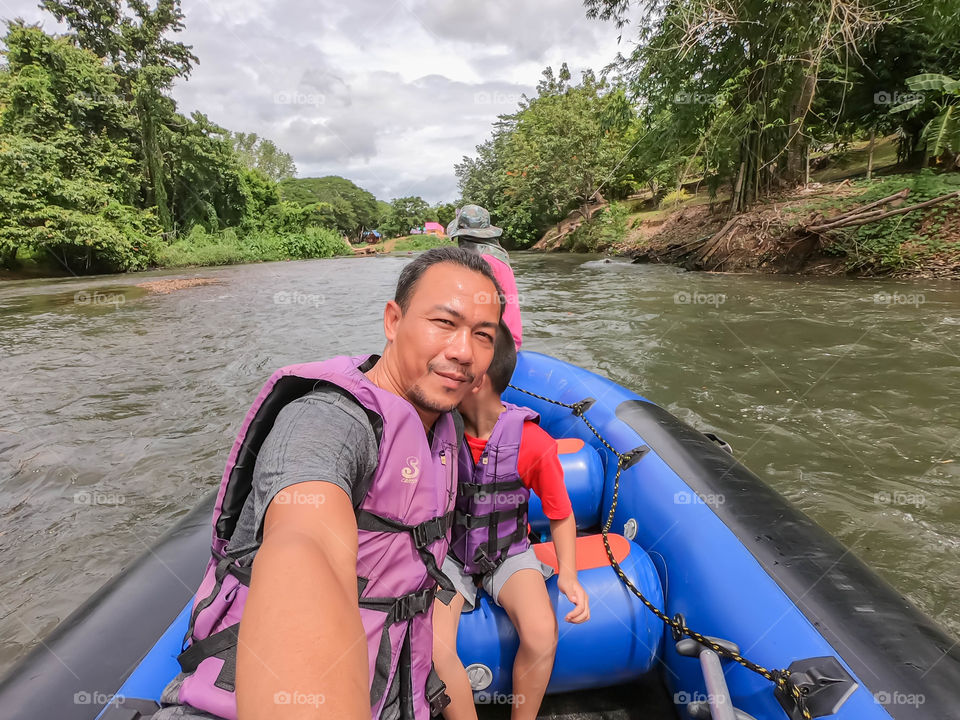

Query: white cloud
left=1, top=0, right=634, bottom=203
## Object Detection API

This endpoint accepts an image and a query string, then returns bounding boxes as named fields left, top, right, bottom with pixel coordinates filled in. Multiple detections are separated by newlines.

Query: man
left=447, top=205, right=522, bottom=350
left=153, top=247, right=504, bottom=720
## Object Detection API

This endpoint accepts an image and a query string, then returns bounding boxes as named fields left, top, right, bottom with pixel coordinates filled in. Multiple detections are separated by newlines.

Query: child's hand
left=558, top=573, right=590, bottom=623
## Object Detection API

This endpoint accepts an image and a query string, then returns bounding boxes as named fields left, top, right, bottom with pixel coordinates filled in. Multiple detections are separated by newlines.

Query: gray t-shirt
left=152, top=385, right=380, bottom=720
left=228, top=384, right=379, bottom=563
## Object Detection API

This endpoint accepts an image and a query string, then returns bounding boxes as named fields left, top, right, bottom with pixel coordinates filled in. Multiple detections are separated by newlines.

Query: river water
left=1, top=253, right=958, bottom=675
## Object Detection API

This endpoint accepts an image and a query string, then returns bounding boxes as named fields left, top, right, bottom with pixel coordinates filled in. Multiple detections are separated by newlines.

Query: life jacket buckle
left=394, top=587, right=434, bottom=622
left=472, top=547, right=498, bottom=575
left=412, top=516, right=443, bottom=549
left=427, top=682, right=451, bottom=716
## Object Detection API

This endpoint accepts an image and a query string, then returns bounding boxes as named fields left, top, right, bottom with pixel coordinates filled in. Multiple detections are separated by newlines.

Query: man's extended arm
left=237, top=482, right=370, bottom=719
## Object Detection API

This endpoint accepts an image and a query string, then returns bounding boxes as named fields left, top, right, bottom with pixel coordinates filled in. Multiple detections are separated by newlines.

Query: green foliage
left=163, top=110, right=252, bottom=232
left=456, top=65, right=634, bottom=248
left=582, top=0, right=960, bottom=212
left=659, top=188, right=692, bottom=209
left=392, top=235, right=455, bottom=252
left=434, top=202, right=457, bottom=228
left=598, top=202, right=630, bottom=247
left=156, top=225, right=350, bottom=267
left=0, top=24, right=160, bottom=272
left=0, top=8, right=371, bottom=275
left=564, top=201, right=629, bottom=252
left=380, top=196, right=431, bottom=238
left=824, top=171, right=960, bottom=271
left=889, top=74, right=960, bottom=164
left=228, top=131, right=297, bottom=180
left=278, top=226, right=352, bottom=260
left=279, top=176, right=379, bottom=238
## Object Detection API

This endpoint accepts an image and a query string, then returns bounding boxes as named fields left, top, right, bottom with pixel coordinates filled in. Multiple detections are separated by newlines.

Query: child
left=433, top=324, right=589, bottom=720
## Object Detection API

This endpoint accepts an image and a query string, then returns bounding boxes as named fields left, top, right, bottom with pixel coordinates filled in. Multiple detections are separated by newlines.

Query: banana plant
left=890, top=74, right=960, bottom=165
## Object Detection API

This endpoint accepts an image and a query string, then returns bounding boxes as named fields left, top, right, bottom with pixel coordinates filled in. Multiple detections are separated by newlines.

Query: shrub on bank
left=156, top=226, right=351, bottom=268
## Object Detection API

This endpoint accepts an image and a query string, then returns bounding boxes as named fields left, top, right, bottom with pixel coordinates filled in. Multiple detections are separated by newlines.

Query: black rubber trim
left=0, top=490, right=215, bottom=720
left=616, top=399, right=960, bottom=720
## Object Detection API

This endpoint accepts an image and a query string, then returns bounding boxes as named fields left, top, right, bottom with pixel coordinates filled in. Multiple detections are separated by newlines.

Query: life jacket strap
left=177, top=624, right=239, bottom=691
left=469, top=507, right=529, bottom=574
left=457, top=478, right=523, bottom=497
left=357, top=509, right=457, bottom=604
left=361, top=586, right=437, bottom=708
left=455, top=507, right=522, bottom=529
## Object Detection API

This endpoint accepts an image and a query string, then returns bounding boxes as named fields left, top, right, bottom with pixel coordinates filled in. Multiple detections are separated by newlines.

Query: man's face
left=387, top=262, right=500, bottom=415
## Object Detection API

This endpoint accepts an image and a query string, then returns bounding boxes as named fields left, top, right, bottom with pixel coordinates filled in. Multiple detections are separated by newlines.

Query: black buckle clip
left=412, top=517, right=443, bottom=548
left=428, top=684, right=451, bottom=716
left=472, top=547, right=497, bottom=575
left=394, top=588, right=434, bottom=621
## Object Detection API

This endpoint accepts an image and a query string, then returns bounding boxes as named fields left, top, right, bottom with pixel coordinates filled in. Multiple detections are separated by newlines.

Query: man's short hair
left=394, top=247, right=504, bottom=318
left=486, top=322, right=517, bottom=395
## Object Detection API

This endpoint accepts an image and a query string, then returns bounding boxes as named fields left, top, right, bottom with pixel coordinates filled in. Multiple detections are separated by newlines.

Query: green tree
left=456, top=65, right=634, bottom=247
left=380, top=196, right=431, bottom=238
left=0, top=22, right=159, bottom=272
left=228, top=131, right=297, bottom=181
left=434, top=202, right=457, bottom=228
left=891, top=74, right=960, bottom=166
left=42, top=0, right=198, bottom=234
left=279, top=176, right=379, bottom=238
left=583, top=0, right=909, bottom=210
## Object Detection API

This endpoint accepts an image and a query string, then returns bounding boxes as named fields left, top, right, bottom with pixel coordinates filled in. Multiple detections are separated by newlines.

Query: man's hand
left=557, top=573, right=590, bottom=624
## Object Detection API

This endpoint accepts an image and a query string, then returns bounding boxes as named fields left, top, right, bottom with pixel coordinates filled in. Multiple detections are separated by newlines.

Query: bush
left=563, top=202, right=629, bottom=252
left=597, top=202, right=629, bottom=247
left=156, top=225, right=351, bottom=268
left=279, top=226, right=351, bottom=259
left=825, top=170, right=960, bottom=271
left=659, top=188, right=692, bottom=209
left=392, top=235, right=455, bottom=252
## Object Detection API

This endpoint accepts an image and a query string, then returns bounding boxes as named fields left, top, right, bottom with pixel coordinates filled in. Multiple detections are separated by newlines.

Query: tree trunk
left=785, top=52, right=818, bottom=184
left=138, top=94, right=173, bottom=235
left=866, top=128, right=876, bottom=180
left=730, top=158, right=746, bottom=214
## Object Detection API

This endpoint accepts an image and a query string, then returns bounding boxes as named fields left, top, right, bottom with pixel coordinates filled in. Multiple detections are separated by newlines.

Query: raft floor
left=476, top=671, right=680, bottom=720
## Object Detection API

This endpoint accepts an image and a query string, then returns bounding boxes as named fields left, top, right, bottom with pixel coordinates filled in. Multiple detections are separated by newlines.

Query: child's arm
left=519, top=421, right=590, bottom=623
left=549, top=514, right=590, bottom=624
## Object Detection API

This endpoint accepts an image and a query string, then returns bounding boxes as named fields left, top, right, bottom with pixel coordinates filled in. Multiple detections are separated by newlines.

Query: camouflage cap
left=448, top=204, right=502, bottom=240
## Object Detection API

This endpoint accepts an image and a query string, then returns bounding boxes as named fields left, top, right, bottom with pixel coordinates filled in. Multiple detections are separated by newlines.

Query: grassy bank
left=354, top=234, right=455, bottom=254
left=2, top=226, right=354, bottom=279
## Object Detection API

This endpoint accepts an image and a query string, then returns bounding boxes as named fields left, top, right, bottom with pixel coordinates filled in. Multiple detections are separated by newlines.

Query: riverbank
left=531, top=133, right=960, bottom=279
left=615, top=172, right=960, bottom=278
left=352, top=234, right=454, bottom=255
left=0, top=232, right=453, bottom=281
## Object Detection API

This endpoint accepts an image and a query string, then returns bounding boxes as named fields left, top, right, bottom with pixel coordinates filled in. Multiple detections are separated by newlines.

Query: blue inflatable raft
left=1, top=351, right=957, bottom=720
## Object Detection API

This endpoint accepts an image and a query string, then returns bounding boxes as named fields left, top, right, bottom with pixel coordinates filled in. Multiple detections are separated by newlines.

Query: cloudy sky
left=4, top=0, right=637, bottom=204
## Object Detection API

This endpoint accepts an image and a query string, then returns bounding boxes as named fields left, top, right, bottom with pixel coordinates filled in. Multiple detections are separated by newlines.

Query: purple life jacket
left=451, top=402, right=540, bottom=575
left=175, top=355, right=459, bottom=720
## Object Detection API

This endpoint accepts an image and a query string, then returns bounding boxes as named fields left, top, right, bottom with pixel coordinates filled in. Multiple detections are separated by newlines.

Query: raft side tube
left=0, top=491, right=215, bottom=720
left=507, top=351, right=957, bottom=720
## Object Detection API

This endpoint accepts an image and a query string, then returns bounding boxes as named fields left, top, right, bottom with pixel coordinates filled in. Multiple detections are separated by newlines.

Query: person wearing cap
left=447, top=205, right=523, bottom=350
